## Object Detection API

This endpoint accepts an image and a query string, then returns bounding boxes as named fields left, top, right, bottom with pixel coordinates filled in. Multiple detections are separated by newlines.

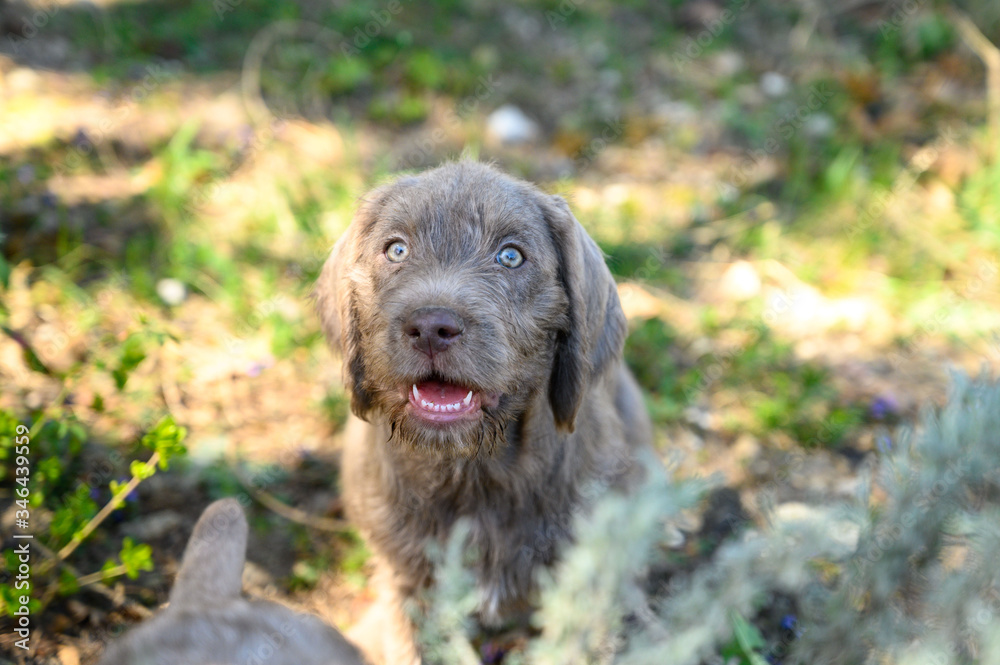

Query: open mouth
left=406, top=379, right=490, bottom=423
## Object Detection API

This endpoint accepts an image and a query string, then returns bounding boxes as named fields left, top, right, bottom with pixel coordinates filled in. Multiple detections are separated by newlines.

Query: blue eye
left=496, top=246, right=524, bottom=268
left=386, top=241, right=409, bottom=263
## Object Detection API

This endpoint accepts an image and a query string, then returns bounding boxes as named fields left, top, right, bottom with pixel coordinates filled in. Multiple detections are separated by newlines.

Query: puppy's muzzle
left=403, top=306, right=464, bottom=357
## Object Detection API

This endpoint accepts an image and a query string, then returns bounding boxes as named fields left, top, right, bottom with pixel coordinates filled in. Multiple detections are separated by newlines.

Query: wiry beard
left=383, top=402, right=510, bottom=461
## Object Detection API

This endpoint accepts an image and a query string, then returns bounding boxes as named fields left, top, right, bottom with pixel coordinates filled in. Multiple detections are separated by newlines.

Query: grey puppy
left=97, top=498, right=365, bottom=665
left=316, top=161, right=653, bottom=664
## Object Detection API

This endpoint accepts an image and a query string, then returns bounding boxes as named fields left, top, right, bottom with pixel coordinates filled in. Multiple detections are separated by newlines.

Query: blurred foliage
left=0, top=398, right=186, bottom=619
left=2, top=0, right=1000, bottom=657
left=421, top=374, right=1000, bottom=665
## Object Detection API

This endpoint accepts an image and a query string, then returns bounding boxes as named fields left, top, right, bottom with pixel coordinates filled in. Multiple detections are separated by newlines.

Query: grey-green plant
left=418, top=372, right=1000, bottom=665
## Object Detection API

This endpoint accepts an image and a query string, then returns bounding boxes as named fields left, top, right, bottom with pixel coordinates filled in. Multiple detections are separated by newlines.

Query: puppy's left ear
left=314, top=227, right=376, bottom=420
left=545, top=194, right=627, bottom=432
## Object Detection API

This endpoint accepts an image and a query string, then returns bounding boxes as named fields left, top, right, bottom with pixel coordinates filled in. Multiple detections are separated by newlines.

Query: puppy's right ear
left=169, top=498, right=247, bottom=610
left=315, top=186, right=398, bottom=420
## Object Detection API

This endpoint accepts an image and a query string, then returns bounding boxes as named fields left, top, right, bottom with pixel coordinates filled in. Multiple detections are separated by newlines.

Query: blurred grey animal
left=97, top=498, right=365, bottom=665
left=315, top=161, right=653, bottom=664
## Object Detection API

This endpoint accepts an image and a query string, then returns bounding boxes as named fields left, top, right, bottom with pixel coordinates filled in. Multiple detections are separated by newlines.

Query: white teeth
left=413, top=390, right=474, bottom=413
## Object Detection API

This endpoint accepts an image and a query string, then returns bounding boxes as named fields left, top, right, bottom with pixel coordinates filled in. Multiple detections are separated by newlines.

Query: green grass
left=4, top=0, right=1000, bottom=653
left=624, top=316, right=867, bottom=447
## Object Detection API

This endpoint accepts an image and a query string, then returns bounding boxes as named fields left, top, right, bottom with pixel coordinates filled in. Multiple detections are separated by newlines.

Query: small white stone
left=719, top=260, right=761, bottom=301
left=486, top=105, right=540, bottom=146
left=663, top=523, right=686, bottom=548
left=760, top=71, right=790, bottom=98
left=803, top=113, right=835, bottom=138
left=710, top=50, right=745, bottom=77
left=156, top=278, right=187, bottom=306
left=773, top=502, right=860, bottom=554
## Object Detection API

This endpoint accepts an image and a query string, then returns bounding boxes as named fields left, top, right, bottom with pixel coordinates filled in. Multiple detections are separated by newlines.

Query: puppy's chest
left=387, top=472, right=578, bottom=613
left=396, top=478, right=573, bottom=558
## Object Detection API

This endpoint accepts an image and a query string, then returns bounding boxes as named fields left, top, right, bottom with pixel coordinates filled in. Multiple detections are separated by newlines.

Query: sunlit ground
left=2, top=0, right=1000, bottom=662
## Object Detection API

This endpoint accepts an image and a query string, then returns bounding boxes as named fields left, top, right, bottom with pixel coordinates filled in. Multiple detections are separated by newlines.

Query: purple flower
left=780, top=614, right=797, bottom=632
left=89, top=486, right=102, bottom=501
left=869, top=393, right=898, bottom=420
left=246, top=356, right=275, bottom=377
left=480, top=641, right=505, bottom=664
left=115, top=478, right=139, bottom=503
left=72, top=128, right=92, bottom=149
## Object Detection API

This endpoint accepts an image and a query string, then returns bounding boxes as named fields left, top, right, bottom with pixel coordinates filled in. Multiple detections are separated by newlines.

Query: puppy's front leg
left=348, top=561, right=422, bottom=665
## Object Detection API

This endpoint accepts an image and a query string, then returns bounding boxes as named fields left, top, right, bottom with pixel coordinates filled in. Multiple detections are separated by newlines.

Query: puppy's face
left=317, top=162, right=626, bottom=458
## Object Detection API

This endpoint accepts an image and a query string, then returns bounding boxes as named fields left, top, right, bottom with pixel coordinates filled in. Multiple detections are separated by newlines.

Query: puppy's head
left=316, top=162, right=625, bottom=458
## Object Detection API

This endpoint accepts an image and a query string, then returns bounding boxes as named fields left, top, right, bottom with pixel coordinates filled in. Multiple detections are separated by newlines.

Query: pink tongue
left=417, top=380, right=469, bottom=403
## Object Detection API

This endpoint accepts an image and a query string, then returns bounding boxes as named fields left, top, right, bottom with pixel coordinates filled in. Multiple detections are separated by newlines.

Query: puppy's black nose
left=404, top=307, right=464, bottom=356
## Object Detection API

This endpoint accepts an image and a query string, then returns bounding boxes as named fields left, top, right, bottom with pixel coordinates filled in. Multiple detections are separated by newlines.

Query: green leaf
left=58, top=568, right=79, bottom=595
left=112, top=333, right=147, bottom=390
left=50, top=484, right=98, bottom=548
left=129, top=459, right=154, bottom=481
left=730, top=612, right=769, bottom=665
left=119, top=537, right=153, bottom=579
left=1, top=326, right=55, bottom=377
left=0, top=583, right=20, bottom=617
left=50, top=507, right=80, bottom=543
left=38, top=456, right=63, bottom=484
left=140, top=415, right=188, bottom=469
left=101, top=558, right=121, bottom=583
left=0, top=253, right=10, bottom=290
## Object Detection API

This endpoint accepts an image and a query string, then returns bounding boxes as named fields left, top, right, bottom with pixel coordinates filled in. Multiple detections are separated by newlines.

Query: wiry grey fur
left=315, top=161, right=653, bottom=664
left=96, top=499, right=365, bottom=665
